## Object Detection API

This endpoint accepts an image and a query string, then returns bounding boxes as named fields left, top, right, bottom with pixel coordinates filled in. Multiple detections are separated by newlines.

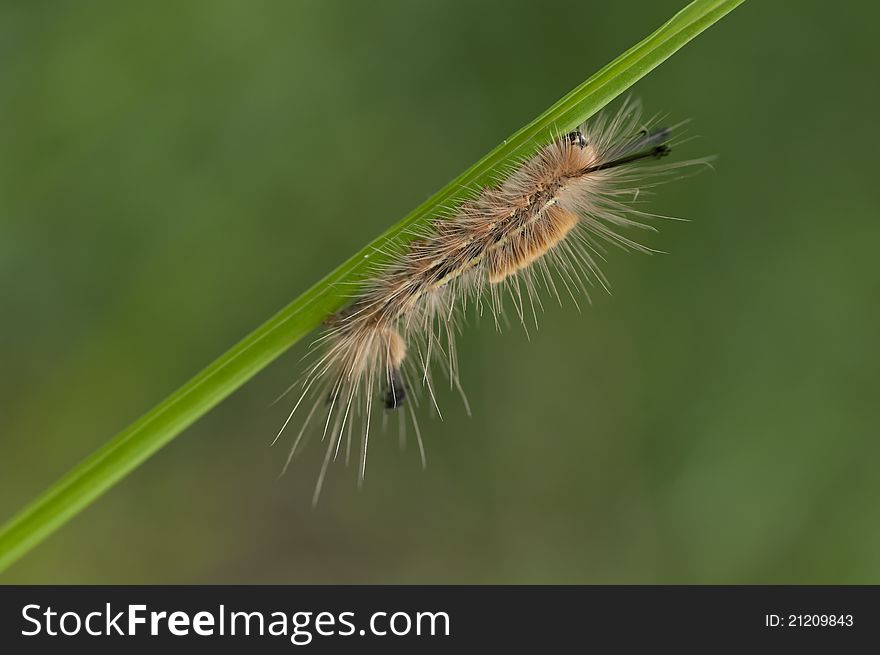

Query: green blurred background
left=2, top=0, right=878, bottom=583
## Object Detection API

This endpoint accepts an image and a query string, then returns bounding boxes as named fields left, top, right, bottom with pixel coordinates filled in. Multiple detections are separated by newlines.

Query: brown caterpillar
left=275, top=100, right=705, bottom=503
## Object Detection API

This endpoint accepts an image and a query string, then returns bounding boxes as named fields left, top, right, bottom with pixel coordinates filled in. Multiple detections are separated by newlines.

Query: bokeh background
left=2, top=0, right=878, bottom=583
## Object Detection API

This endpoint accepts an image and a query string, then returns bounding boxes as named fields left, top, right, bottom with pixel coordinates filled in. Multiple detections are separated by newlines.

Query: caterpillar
left=275, top=100, right=705, bottom=503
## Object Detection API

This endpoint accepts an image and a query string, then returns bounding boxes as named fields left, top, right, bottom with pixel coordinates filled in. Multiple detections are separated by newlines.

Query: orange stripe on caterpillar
left=487, top=206, right=580, bottom=284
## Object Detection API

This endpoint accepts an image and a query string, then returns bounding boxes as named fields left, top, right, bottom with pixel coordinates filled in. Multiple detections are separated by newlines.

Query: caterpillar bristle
left=276, top=99, right=708, bottom=503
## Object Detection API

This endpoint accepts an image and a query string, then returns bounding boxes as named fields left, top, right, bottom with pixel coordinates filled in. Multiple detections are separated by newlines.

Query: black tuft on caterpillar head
left=566, top=130, right=587, bottom=148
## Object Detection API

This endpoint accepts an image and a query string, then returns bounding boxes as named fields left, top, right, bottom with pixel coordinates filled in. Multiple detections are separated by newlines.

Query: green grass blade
left=0, top=0, right=746, bottom=574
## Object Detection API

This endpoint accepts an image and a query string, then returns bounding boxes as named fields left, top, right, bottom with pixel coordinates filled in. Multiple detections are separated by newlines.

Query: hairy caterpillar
left=276, top=100, right=704, bottom=503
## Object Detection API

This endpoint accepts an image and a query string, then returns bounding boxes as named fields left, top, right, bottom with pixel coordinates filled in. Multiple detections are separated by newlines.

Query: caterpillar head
left=566, top=131, right=587, bottom=149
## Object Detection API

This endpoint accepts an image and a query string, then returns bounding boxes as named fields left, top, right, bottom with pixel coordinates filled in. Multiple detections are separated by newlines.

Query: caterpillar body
left=276, top=100, right=703, bottom=502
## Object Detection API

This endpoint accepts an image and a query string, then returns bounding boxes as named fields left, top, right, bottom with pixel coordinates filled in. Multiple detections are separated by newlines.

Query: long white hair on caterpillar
left=274, top=99, right=709, bottom=504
